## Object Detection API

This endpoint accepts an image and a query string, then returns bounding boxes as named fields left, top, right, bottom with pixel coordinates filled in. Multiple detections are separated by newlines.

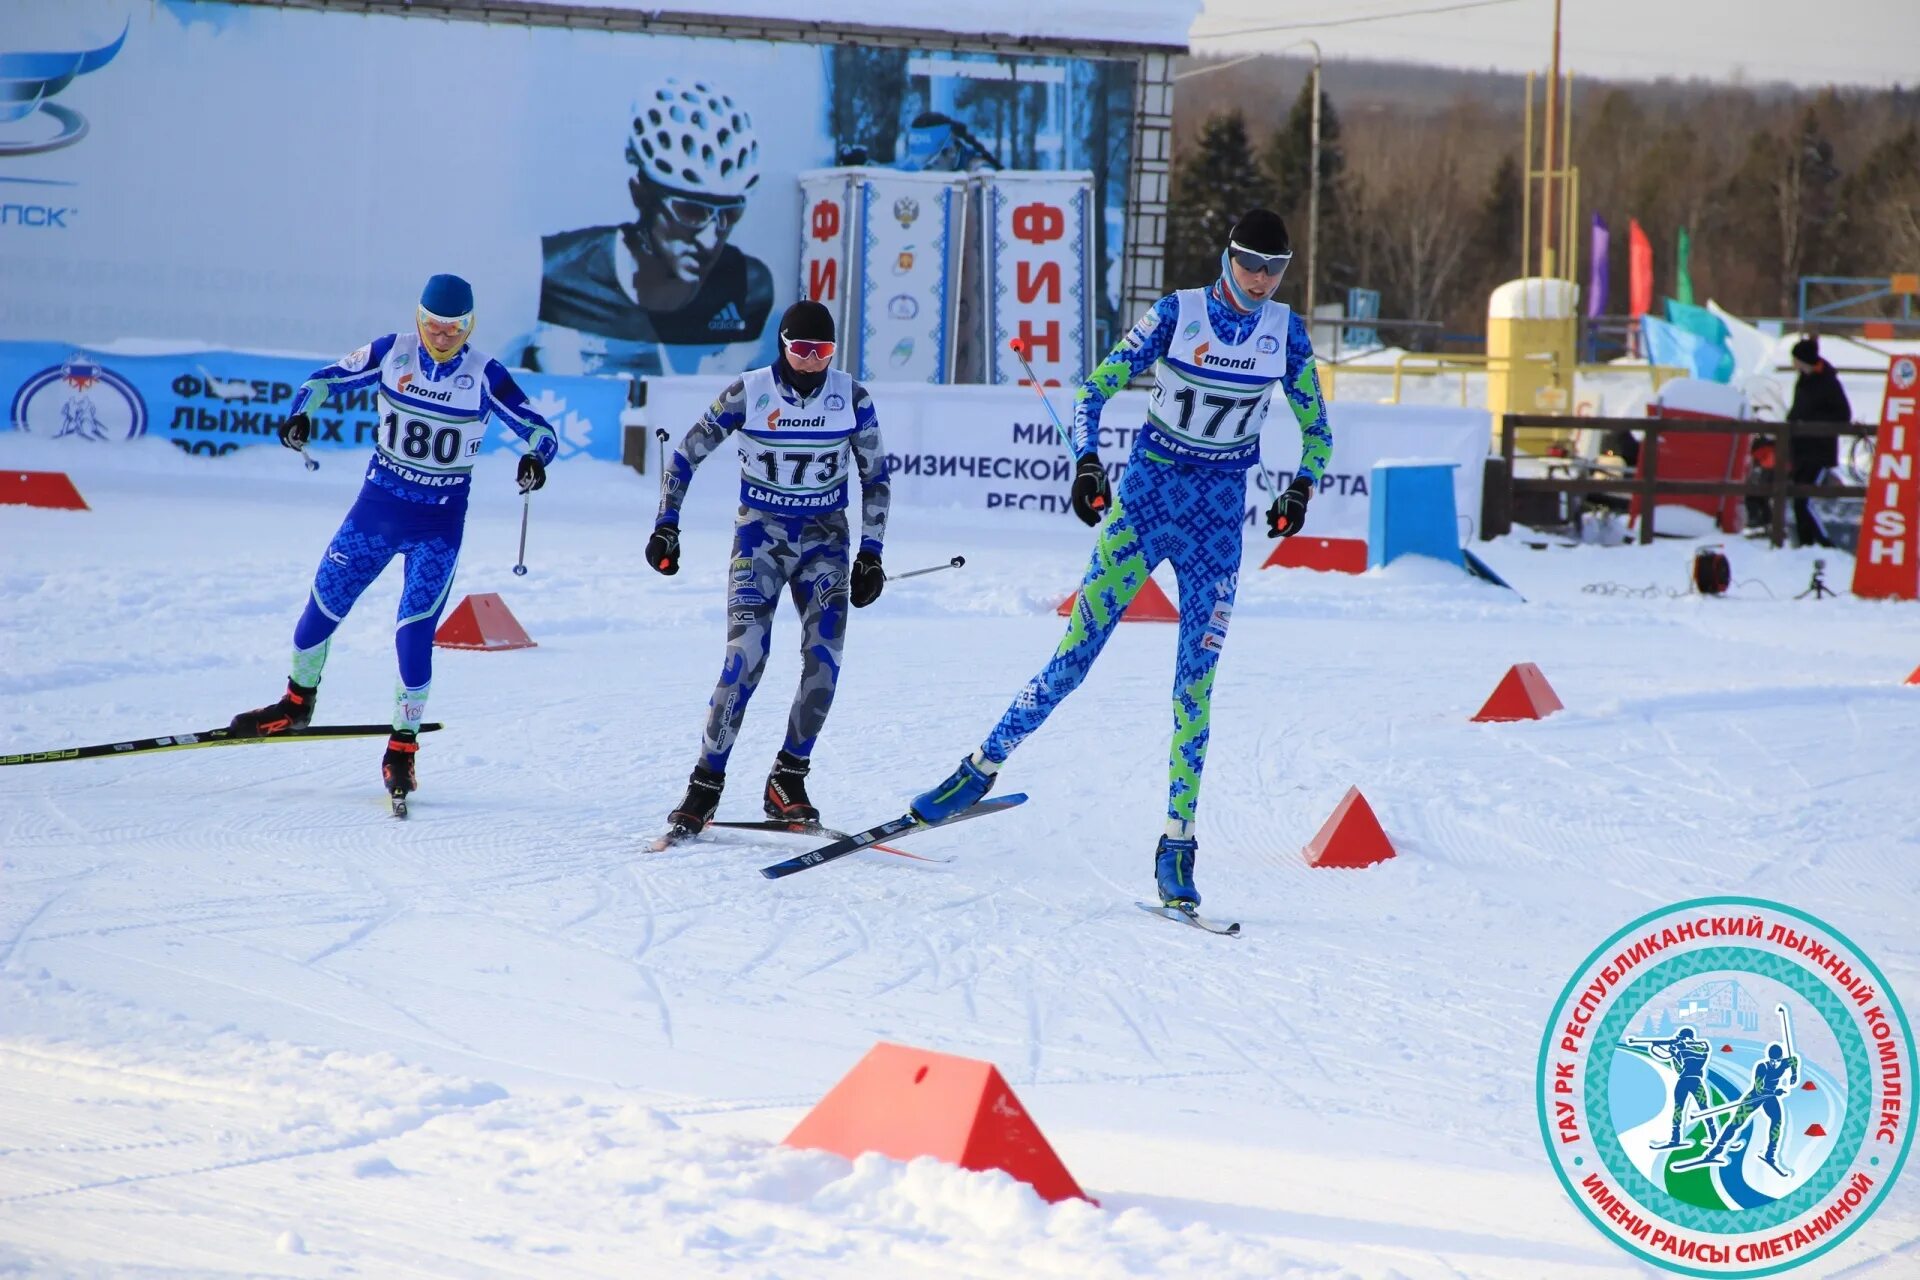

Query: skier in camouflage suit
left=648, top=300, right=890, bottom=838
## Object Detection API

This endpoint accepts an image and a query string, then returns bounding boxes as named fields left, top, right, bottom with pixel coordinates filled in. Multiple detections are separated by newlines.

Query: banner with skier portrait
left=0, top=3, right=1133, bottom=386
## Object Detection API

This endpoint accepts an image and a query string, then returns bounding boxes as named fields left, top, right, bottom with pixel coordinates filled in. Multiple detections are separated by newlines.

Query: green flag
left=1676, top=227, right=1695, bottom=306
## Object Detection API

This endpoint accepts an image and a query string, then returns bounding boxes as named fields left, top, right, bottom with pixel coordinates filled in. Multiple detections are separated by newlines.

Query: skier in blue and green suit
left=910, top=209, right=1332, bottom=908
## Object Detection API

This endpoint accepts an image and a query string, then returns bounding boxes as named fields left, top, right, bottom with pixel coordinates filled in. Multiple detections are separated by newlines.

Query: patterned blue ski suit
left=978, top=281, right=1332, bottom=831
left=284, top=332, right=558, bottom=730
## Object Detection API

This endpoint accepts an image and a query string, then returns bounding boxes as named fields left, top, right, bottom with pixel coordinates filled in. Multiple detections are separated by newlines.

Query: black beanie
left=1229, top=208, right=1290, bottom=256
left=779, top=300, right=834, bottom=343
left=1790, top=336, right=1819, bottom=364
left=776, top=299, right=834, bottom=395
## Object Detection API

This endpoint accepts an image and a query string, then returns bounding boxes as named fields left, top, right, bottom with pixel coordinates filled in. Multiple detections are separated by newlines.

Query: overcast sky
left=1190, top=0, right=1919, bottom=89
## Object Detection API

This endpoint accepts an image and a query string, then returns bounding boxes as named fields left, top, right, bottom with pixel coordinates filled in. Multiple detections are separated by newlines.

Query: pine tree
left=1166, top=110, right=1272, bottom=291
left=1716, top=108, right=1841, bottom=315
left=1835, top=126, right=1920, bottom=287
left=1469, top=153, right=1525, bottom=299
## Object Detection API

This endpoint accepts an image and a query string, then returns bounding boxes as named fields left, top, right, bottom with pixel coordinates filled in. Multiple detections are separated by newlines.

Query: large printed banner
left=979, top=173, right=1097, bottom=387
left=0, top=342, right=629, bottom=461
left=645, top=375, right=1489, bottom=540
left=1, top=4, right=1132, bottom=380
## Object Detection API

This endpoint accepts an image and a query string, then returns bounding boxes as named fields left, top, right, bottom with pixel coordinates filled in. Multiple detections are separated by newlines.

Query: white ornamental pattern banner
left=855, top=171, right=965, bottom=384
left=980, top=172, right=1095, bottom=387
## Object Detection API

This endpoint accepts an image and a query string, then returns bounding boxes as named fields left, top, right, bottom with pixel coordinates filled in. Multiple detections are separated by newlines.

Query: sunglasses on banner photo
left=1229, top=242, right=1292, bottom=277
left=659, top=195, right=746, bottom=233
left=782, top=337, right=836, bottom=361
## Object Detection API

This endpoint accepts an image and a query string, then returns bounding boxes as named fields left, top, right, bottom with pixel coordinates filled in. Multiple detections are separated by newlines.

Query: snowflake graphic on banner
left=502, top=389, right=594, bottom=459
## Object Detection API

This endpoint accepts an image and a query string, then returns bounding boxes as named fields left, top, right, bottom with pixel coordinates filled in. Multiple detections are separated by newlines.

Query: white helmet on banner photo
left=627, top=78, right=762, bottom=201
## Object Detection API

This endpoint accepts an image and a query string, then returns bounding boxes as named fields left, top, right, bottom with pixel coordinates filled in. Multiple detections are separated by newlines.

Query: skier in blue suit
left=230, top=275, right=559, bottom=800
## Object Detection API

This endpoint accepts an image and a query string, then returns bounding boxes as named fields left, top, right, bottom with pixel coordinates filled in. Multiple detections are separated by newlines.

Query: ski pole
left=300, top=447, right=319, bottom=472
left=654, top=427, right=670, bottom=480
left=1686, top=1090, right=1787, bottom=1123
left=1006, top=338, right=1077, bottom=461
left=512, top=491, right=530, bottom=577
left=886, top=554, right=965, bottom=582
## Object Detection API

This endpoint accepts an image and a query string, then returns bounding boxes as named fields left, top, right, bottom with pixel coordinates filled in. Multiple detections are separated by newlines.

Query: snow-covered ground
left=3, top=433, right=1916, bottom=1278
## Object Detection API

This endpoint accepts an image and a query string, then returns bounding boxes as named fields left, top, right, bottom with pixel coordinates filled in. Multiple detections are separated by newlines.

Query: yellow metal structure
left=1486, top=278, right=1577, bottom=452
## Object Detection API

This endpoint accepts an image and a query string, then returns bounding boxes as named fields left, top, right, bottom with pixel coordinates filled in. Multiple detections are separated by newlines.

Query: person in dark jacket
left=1749, top=336, right=1852, bottom=542
left=1784, top=336, right=1851, bottom=547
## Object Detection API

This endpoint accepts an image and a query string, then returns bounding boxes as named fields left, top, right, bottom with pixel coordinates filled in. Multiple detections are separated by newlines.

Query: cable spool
left=1692, top=545, right=1731, bottom=596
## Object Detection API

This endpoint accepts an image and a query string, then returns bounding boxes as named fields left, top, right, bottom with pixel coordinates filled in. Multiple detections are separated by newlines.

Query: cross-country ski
left=759, top=795, right=1028, bottom=879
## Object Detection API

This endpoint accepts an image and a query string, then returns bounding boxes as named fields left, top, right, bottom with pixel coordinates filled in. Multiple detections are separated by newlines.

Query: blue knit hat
left=419, top=273, right=474, bottom=319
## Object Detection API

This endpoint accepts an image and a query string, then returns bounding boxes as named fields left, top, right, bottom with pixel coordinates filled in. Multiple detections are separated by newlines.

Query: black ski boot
left=668, top=765, right=725, bottom=835
left=229, top=679, right=318, bottom=736
left=763, top=750, right=819, bottom=824
left=382, top=731, right=418, bottom=818
left=382, top=731, right=418, bottom=794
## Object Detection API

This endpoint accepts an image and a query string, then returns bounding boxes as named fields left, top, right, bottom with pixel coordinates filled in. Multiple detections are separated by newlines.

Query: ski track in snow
left=1, top=436, right=1916, bottom=1277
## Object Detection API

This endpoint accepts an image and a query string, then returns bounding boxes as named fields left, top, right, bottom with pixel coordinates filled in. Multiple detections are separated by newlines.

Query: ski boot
left=764, top=751, right=819, bottom=825
left=229, top=679, right=318, bottom=736
left=910, top=753, right=996, bottom=824
left=667, top=765, right=725, bottom=836
left=1154, top=835, right=1200, bottom=908
left=382, top=730, right=418, bottom=817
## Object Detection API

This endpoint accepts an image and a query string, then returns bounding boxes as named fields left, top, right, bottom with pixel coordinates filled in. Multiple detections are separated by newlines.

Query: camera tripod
left=1797, top=559, right=1838, bottom=600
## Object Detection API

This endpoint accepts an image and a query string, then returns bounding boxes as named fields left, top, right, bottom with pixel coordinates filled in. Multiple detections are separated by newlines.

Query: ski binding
left=1136, top=901, right=1241, bottom=937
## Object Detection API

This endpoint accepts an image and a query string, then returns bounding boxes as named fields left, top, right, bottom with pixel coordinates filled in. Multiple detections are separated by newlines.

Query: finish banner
left=1851, top=354, right=1919, bottom=600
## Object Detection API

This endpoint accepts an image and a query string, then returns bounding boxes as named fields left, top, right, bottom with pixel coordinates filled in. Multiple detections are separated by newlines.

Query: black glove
left=517, top=454, right=546, bottom=493
left=279, top=412, right=310, bottom=451
left=1266, top=476, right=1313, bottom=538
left=646, top=523, right=680, bottom=575
left=1070, top=454, right=1111, bottom=527
left=850, top=549, right=884, bottom=608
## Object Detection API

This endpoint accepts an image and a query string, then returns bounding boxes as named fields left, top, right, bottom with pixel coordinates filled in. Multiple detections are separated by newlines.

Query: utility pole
left=1540, top=0, right=1563, bottom=276
left=1303, top=41, right=1322, bottom=328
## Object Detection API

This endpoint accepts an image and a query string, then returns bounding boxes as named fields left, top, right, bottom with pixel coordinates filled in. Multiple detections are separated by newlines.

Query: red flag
left=1628, top=219, right=1654, bottom=319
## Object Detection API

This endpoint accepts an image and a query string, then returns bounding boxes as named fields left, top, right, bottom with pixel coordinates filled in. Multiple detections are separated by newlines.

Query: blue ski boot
left=1155, top=835, right=1200, bottom=908
left=910, top=753, right=997, bottom=823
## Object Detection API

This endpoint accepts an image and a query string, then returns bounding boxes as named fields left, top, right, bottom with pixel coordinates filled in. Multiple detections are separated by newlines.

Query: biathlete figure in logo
left=1628, top=1026, right=1721, bottom=1149
left=1692, top=1043, right=1800, bottom=1176
left=231, top=275, right=558, bottom=801
left=647, top=300, right=891, bottom=840
left=908, top=208, right=1332, bottom=909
